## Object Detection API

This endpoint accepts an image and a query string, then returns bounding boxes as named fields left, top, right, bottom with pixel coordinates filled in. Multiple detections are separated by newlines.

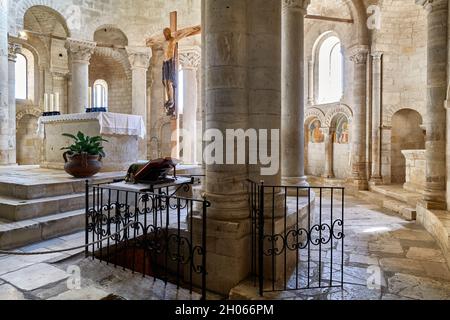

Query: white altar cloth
left=37, top=112, right=146, bottom=139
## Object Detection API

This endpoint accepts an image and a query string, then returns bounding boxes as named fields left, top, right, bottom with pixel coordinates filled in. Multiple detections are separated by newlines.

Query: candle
left=50, top=94, right=54, bottom=112
left=55, top=93, right=60, bottom=112
left=44, top=93, right=48, bottom=112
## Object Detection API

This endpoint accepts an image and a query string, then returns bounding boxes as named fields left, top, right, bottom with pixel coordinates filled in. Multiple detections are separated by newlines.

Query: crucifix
left=146, top=11, right=201, bottom=118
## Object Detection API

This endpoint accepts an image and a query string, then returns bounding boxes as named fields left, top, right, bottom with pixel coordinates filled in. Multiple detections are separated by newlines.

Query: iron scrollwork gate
left=85, top=180, right=209, bottom=300
left=248, top=180, right=345, bottom=296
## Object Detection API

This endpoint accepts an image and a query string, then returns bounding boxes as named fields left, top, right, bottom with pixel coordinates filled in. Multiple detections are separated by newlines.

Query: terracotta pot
left=63, top=152, right=103, bottom=178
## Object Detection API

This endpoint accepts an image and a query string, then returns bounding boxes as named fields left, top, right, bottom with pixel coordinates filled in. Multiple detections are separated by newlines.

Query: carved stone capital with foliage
left=65, top=38, right=96, bottom=63
left=349, top=46, right=369, bottom=65
left=282, top=0, right=310, bottom=14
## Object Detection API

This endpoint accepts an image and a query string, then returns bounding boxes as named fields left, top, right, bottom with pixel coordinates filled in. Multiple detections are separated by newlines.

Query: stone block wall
left=333, top=143, right=350, bottom=179
left=16, top=114, right=41, bottom=165
left=306, top=143, right=325, bottom=176
left=89, top=54, right=132, bottom=114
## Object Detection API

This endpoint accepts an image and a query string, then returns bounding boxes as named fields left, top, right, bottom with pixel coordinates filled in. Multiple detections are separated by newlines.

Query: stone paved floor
left=1, top=194, right=450, bottom=300
left=231, top=195, right=450, bottom=300
left=0, top=231, right=221, bottom=300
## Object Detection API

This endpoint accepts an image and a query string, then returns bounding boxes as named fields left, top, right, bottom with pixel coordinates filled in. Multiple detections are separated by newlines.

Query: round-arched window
left=93, top=79, right=108, bottom=110
left=318, top=36, right=343, bottom=104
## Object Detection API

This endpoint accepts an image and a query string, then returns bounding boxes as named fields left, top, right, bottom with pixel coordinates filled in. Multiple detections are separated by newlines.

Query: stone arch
left=329, top=112, right=351, bottom=178
left=93, top=47, right=132, bottom=79
left=93, top=24, right=129, bottom=46
left=384, top=105, right=425, bottom=127
left=324, top=103, right=353, bottom=127
left=390, top=108, right=425, bottom=184
left=16, top=110, right=42, bottom=165
left=16, top=107, right=42, bottom=123
left=305, top=107, right=326, bottom=126
left=12, top=1, right=71, bottom=36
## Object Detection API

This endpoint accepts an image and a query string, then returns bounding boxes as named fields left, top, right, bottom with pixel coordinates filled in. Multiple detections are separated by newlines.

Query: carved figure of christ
left=146, top=13, right=200, bottom=117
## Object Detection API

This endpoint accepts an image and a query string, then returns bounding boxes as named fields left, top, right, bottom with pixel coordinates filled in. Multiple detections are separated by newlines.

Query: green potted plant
left=61, top=131, right=108, bottom=178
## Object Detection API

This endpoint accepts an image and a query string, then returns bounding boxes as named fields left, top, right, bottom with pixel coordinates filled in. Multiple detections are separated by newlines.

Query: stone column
left=65, top=38, right=96, bottom=114
left=417, top=0, right=448, bottom=209
left=349, top=45, right=369, bottom=190
left=202, top=0, right=282, bottom=295
left=127, top=46, right=152, bottom=160
left=370, top=51, right=383, bottom=184
left=307, top=60, right=314, bottom=105
left=179, top=49, right=200, bottom=164
left=281, top=0, right=310, bottom=188
left=0, top=0, right=10, bottom=165
left=201, top=0, right=207, bottom=169
left=149, top=47, right=165, bottom=158
left=8, top=43, right=21, bottom=165
left=322, top=127, right=334, bottom=178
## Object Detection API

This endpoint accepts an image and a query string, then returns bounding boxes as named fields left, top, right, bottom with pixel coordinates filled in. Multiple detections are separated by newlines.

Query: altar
left=38, top=112, right=146, bottom=172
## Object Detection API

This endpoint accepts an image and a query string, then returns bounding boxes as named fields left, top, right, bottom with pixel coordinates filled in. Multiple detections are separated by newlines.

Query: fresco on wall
left=309, top=119, right=325, bottom=143
left=333, top=117, right=349, bottom=144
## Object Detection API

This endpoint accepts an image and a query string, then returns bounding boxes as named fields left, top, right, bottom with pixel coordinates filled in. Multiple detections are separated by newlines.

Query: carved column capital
left=282, top=0, right=310, bottom=14
left=65, top=38, right=96, bottom=63
left=126, top=46, right=152, bottom=70
left=179, top=48, right=201, bottom=70
left=371, top=51, right=383, bottom=61
left=8, top=43, right=21, bottom=62
left=349, top=45, right=369, bottom=65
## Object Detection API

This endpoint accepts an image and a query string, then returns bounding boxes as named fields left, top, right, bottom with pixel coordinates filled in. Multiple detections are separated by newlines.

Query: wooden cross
left=146, top=11, right=200, bottom=120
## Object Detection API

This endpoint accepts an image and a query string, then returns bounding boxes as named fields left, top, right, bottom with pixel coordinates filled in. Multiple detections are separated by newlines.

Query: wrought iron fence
left=85, top=179, right=209, bottom=300
left=248, top=180, right=345, bottom=296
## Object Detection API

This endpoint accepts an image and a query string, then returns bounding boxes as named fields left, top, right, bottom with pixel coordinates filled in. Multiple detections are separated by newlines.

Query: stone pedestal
left=65, top=39, right=96, bottom=114
left=39, top=113, right=145, bottom=172
left=402, top=150, right=426, bottom=195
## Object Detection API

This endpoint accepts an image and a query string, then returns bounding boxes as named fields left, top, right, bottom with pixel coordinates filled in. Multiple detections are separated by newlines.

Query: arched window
left=318, top=36, right=343, bottom=104
left=93, top=79, right=108, bottom=109
left=15, top=54, right=27, bottom=100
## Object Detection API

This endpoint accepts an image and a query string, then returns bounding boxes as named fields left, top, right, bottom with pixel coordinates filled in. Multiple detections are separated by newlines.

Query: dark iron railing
left=248, top=180, right=345, bottom=296
left=85, top=179, right=209, bottom=300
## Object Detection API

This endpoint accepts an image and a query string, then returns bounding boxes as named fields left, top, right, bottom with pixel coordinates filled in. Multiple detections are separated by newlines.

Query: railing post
left=85, top=180, right=89, bottom=258
left=258, top=181, right=264, bottom=296
left=201, top=196, right=208, bottom=300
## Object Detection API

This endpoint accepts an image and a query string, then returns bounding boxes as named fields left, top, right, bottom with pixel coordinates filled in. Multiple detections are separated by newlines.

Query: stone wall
left=16, top=114, right=41, bottom=165
left=89, top=54, right=132, bottom=114
left=373, top=0, right=427, bottom=184
left=333, top=143, right=351, bottom=179
left=306, top=142, right=325, bottom=176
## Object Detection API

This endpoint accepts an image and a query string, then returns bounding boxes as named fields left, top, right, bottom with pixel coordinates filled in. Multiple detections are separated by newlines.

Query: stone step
left=0, top=172, right=124, bottom=200
left=0, top=210, right=85, bottom=250
left=358, top=190, right=417, bottom=221
left=0, top=193, right=90, bottom=221
left=370, top=184, right=421, bottom=207
left=417, top=208, right=450, bottom=267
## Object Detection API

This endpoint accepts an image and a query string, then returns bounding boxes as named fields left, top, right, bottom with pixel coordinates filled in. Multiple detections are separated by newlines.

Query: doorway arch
left=390, top=109, right=425, bottom=184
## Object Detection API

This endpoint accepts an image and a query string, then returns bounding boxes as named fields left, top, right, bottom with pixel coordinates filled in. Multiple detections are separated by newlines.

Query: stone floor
left=1, top=193, right=450, bottom=300
left=0, top=231, right=222, bottom=300
left=230, top=195, right=450, bottom=300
